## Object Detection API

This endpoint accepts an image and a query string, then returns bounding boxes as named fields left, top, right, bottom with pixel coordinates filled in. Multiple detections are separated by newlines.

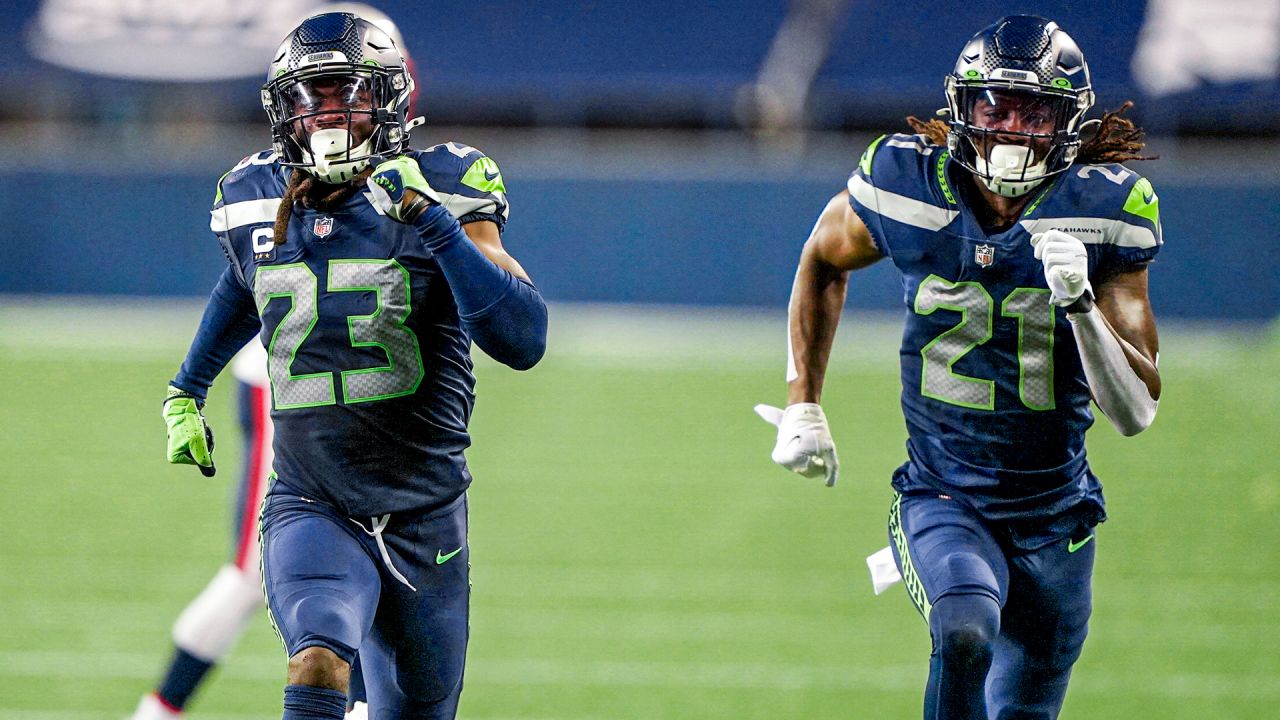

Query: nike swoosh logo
left=1068, top=534, right=1094, bottom=553
left=483, top=168, right=499, bottom=181
left=436, top=546, right=463, bottom=564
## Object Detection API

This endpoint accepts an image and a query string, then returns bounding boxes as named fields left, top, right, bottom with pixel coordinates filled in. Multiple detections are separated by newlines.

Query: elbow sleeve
left=1069, top=309, right=1158, bottom=436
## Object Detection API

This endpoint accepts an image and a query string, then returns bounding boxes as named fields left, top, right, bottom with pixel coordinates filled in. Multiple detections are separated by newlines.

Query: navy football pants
left=889, top=492, right=1096, bottom=720
left=260, top=478, right=470, bottom=720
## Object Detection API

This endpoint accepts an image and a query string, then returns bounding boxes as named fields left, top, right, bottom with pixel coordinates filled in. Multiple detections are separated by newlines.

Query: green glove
left=163, top=385, right=216, bottom=477
left=365, top=155, right=440, bottom=224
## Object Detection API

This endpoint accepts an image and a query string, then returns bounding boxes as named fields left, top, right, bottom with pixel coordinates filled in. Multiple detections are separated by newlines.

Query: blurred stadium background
left=0, top=0, right=1277, bottom=718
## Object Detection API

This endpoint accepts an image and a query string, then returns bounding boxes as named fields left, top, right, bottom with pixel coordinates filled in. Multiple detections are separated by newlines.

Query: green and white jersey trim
left=884, top=136, right=939, bottom=154
left=439, top=187, right=505, bottom=220
left=211, top=198, right=282, bottom=233
left=359, top=183, right=504, bottom=221
left=848, top=174, right=960, bottom=232
left=363, top=143, right=510, bottom=223
left=1019, top=217, right=1159, bottom=249
left=212, top=189, right=501, bottom=232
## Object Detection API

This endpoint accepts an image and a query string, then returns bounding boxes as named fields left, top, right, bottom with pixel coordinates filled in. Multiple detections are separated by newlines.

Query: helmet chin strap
left=306, top=128, right=373, bottom=184
left=975, top=143, right=1046, bottom=198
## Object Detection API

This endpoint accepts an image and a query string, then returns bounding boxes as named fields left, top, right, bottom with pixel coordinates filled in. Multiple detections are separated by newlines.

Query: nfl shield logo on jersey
left=975, top=244, right=995, bottom=268
left=313, top=216, right=335, bottom=238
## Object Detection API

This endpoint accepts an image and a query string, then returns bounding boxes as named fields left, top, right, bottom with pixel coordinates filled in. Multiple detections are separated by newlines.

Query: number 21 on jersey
left=915, top=274, right=1055, bottom=412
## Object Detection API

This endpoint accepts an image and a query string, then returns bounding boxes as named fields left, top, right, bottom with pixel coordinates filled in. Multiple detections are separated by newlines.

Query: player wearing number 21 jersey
left=160, top=11, right=546, bottom=720
left=758, top=15, right=1161, bottom=719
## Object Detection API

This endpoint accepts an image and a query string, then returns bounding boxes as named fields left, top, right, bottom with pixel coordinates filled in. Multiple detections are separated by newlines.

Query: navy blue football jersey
left=848, top=133, right=1162, bottom=520
left=209, top=143, right=510, bottom=517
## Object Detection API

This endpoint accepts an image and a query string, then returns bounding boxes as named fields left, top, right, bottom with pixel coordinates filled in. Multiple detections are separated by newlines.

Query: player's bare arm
left=462, top=219, right=532, bottom=282
left=1090, top=266, right=1161, bottom=399
left=787, top=190, right=882, bottom=404
left=755, top=191, right=881, bottom=487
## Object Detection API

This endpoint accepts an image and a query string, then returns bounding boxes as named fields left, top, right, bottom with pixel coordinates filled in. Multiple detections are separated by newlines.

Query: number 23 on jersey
left=254, top=259, right=425, bottom=409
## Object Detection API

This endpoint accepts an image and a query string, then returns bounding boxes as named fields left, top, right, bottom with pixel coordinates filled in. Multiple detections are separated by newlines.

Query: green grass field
left=1, top=299, right=1276, bottom=719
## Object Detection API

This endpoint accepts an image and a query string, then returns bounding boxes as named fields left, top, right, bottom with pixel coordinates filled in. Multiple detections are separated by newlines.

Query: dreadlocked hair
left=904, top=101, right=1156, bottom=165
left=272, top=167, right=374, bottom=246
left=1076, top=101, right=1155, bottom=165
left=906, top=116, right=949, bottom=146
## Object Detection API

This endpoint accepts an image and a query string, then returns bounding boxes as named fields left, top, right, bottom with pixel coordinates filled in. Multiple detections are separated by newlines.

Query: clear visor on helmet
left=283, top=74, right=374, bottom=117
left=959, top=87, right=1075, bottom=140
left=264, top=63, right=410, bottom=179
left=945, top=80, right=1089, bottom=194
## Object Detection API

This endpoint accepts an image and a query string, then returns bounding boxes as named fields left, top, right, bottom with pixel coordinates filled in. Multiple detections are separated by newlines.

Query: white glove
left=1030, top=230, right=1092, bottom=307
left=754, top=403, right=839, bottom=486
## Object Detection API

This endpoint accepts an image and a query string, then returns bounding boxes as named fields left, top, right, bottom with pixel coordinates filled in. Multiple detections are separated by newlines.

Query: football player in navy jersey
left=758, top=16, right=1161, bottom=718
left=161, top=11, right=546, bottom=720
left=133, top=8, right=413, bottom=720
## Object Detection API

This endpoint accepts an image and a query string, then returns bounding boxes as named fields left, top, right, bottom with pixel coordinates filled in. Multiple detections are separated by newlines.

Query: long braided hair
left=271, top=168, right=373, bottom=246
left=906, top=101, right=1155, bottom=165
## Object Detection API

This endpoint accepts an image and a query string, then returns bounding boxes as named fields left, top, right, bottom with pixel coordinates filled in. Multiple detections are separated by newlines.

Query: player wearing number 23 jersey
left=208, top=140, right=519, bottom=517
left=759, top=15, right=1162, bottom=719
left=160, top=11, right=546, bottom=720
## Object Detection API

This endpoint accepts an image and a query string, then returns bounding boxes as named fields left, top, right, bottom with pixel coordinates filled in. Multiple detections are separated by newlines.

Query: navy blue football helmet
left=944, top=16, right=1095, bottom=197
left=262, top=12, right=416, bottom=183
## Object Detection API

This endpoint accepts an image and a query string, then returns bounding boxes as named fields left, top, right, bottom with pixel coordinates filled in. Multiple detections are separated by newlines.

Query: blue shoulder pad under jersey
left=410, top=143, right=510, bottom=232
left=1019, top=163, right=1162, bottom=280
left=847, top=133, right=958, bottom=258
left=209, top=150, right=290, bottom=288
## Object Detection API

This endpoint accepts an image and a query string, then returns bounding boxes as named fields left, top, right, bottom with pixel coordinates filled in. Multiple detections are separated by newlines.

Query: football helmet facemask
left=944, top=15, right=1095, bottom=198
left=263, top=12, right=417, bottom=184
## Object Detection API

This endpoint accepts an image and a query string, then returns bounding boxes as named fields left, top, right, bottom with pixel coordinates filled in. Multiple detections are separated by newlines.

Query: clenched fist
left=754, top=403, right=840, bottom=487
left=1030, top=229, right=1092, bottom=308
left=366, top=155, right=441, bottom=224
